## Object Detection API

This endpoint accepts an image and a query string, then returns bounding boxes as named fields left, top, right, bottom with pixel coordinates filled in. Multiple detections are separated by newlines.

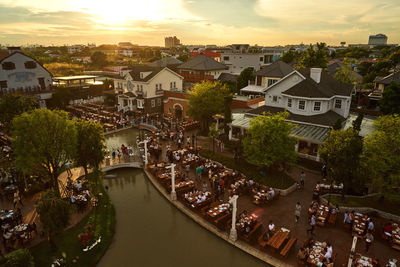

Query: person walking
left=307, top=214, right=316, bottom=235
left=365, top=230, right=374, bottom=252
left=322, top=164, right=327, bottom=178
left=295, top=202, right=302, bottom=222
left=300, top=171, right=305, bottom=188
left=13, top=190, right=23, bottom=208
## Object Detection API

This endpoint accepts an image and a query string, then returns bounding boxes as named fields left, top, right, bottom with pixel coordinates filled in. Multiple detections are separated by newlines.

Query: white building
left=220, top=52, right=282, bottom=75
left=115, top=66, right=183, bottom=114
left=230, top=67, right=353, bottom=162
left=67, top=45, right=83, bottom=54
left=0, top=50, right=53, bottom=107
left=368, top=34, right=388, bottom=46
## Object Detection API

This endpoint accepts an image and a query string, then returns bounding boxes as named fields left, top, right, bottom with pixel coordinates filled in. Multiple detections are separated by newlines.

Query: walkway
left=149, top=131, right=400, bottom=266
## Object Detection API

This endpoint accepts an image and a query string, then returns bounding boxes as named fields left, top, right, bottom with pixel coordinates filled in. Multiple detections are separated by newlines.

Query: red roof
left=190, top=50, right=221, bottom=59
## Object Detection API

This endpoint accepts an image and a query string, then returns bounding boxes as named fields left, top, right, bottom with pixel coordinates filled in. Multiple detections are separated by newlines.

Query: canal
left=98, top=129, right=268, bottom=267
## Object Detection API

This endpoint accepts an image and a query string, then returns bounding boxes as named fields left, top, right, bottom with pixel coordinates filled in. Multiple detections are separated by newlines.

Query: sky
left=0, top=0, right=399, bottom=46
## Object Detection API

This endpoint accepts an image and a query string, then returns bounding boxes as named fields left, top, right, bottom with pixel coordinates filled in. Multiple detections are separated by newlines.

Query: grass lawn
left=329, top=194, right=400, bottom=216
left=295, top=157, right=323, bottom=172
left=30, top=172, right=115, bottom=266
left=199, top=149, right=295, bottom=189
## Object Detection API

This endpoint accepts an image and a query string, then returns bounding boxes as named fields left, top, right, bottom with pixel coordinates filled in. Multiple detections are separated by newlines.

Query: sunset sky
left=0, top=0, right=399, bottom=46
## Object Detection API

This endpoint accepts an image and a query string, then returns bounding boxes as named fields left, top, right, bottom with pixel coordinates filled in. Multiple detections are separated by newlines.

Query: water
left=98, top=168, right=268, bottom=267
left=104, top=128, right=141, bottom=154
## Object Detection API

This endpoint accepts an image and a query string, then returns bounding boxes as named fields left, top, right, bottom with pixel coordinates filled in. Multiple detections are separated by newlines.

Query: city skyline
left=0, top=0, right=400, bottom=46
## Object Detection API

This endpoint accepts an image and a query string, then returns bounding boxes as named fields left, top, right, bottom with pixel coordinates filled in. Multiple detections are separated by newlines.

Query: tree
left=362, top=115, right=400, bottom=198
left=74, top=119, right=106, bottom=178
left=48, top=86, right=72, bottom=110
left=4, top=249, right=34, bottom=267
left=236, top=67, right=255, bottom=90
left=177, top=54, right=189, bottom=62
left=280, top=50, right=297, bottom=64
left=243, top=112, right=297, bottom=169
left=333, top=58, right=357, bottom=84
left=36, top=190, right=72, bottom=250
left=44, top=62, right=84, bottom=76
left=12, top=109, right=77, bottom=195
left=91, top=51, right=107, bottom=67
left=223, top=95, right=233, bottom=141
left=319, top=128, right=364, bottom=193
left=333, top=118, right=343, bottom=130
left=0, top=94, right=38, bottom=131
left=187, top=81, right=231, bottom=132
left=380, top=81, right=400, bottom=115
left=352, top=111, right=364, bottom=132
left=208, top=123, right=220, bottom=153
left=297, top=43, right=328, bottom=69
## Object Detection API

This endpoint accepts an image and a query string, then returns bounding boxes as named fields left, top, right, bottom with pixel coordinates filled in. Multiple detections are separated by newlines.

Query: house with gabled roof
left=177, top=55, right=228, bottom=82
left=229, top=67, right=353, bottom=162
left=0, top=49, right=53, bottom=107
left=115, top=66, right=183, bottom=115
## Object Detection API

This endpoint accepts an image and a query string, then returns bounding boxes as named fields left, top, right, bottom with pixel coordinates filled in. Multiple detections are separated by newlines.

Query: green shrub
left=4, top=249, right=34, bottom=267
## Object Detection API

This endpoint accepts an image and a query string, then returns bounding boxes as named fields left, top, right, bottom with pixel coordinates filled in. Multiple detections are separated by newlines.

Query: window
left=287, top=98, right=292, bottom=108
left=168, top=107, right=172, bottom=114
left=159, top=83, right=162, bottom=90
left=267, top=79, right=278, bottom=87
left=223, top=56, right=229, bottom=61
left=2, top=62, right=15, bottom=70
left=24, top=61, right=37, bottom=69
left=335, top=99, right=342, bottom=109
left=137, top=99, right=143, bottom=108
left=272, top=96, right=278, bottom=102
left=260, top=57, right=263, bottom=62
left=157, top=98, right=161, bottom=106
left=170, top=82, right=173, bottom=89
left=151, top=99, right=155, bottom=107
left=155, top=84, right=158, bottom=90
left=140, top=85, right=143, bottom=90
left=298, top=100, right=306, bottom=110
left=314, top=101, right=321, bottom=111
left=173, top=81, right=176, bottom=88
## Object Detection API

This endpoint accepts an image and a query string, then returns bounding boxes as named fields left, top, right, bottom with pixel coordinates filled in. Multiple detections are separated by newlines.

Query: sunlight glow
left=74, top=0, right=171, bottom=25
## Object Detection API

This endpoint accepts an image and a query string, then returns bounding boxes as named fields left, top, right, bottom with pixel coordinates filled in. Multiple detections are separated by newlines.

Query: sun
left=74, top=0, right=168, bottom=25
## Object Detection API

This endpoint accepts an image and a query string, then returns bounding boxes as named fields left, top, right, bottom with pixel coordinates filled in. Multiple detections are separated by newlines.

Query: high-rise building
left=164, top=36, right=180, bottom=48
left=368, top=34, right=388, bottom=46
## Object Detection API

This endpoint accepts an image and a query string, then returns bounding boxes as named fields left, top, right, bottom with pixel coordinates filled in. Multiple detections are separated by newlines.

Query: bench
left=214, top=213, right=231, bottom=230
left=241, top=222, right=262, bottom=243
left=280, top=237, right=297, bottom=258
left=392, top=244, right=400, bottom=251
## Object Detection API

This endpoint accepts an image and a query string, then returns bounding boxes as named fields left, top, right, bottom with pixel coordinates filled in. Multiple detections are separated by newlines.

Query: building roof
left=247, top=105, right=345, bottom=127
left=254, top=61, right=294, bottom=78
left=231, top=112, right=331, bottom=143
left=0, top=51, right=53, bottom=77
left=240, top=85, right=265, bottom=93
left=282, top=69, right=353, bottom=98
left=148, top=57, right=181, bottom=67
left=375, top=71, right=400, bottom=85
left=177, top=55, right=228, bottom=71
left=327, top=62, right=362, bottom=82
left=190, top=50, right=221, bottom=59
left=128, top=66, right=164, bottom=82
left=217, top=73, right=238, bottom=82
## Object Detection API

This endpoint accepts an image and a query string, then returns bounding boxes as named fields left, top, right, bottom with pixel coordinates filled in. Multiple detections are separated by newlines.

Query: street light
left=138, top=139, right=149, bottom=166
left=229, top=195, right=239, bottom=241
left=166, top=163, right=177, bottom=200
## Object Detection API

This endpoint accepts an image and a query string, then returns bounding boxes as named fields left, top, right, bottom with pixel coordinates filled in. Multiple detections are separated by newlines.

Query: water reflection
left=98, top=168, right=268, bottom=267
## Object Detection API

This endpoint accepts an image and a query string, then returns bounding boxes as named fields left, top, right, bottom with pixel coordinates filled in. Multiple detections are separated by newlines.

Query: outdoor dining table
left=316, top=203, right=330, bottom=225
left=352, top=253, right=374, bottom=267
left=266, top=228, right=290, bottom=250
left=0, top=210, right=15, bottom=223
left=12, top=223, right=28, bottom=235
left=206, top=203, right=230, bottom=219
left=307, top=241, right=328, bottom=266
left=391, top=223, right=400, bottom=248
left=352, top=212, right=368, bottom=237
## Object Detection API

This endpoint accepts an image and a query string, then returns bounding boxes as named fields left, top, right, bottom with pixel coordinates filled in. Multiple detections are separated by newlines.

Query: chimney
left=310, top=68, right=322, bottom=83
left=7, top=46, right=21, bottom=54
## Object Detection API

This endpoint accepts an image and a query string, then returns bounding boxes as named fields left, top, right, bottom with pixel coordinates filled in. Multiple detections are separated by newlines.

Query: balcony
left=155, top=89, right=164, bottom=95
left=179, top=73, right=214, bottom=83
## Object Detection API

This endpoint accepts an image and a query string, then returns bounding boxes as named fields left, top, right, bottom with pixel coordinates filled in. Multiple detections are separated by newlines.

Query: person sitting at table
left=76, top=181, right=82, bottom=191
left=267, top=188, right=275, bottom=199
left=268, top=221, right=276, bottom=236
left=384, top=222, right=393, bottom=241
left=296, top=247, right=307, bottom=264
left=71, top=195, right=76, bottom=204
left=344, top=211, right=352, bottom=227
left=367, top=218, right=374, bottom=232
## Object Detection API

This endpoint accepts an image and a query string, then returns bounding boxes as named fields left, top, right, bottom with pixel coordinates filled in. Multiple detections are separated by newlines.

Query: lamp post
left=166, top=163, right=177, bottom=200
left=138, top=139, right=149, bottom=166
left=229, top=195, right=239, bottom=241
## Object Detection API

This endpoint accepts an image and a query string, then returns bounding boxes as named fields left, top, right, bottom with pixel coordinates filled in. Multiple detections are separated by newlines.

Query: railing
left=178, top=73, right=214, bottom=82
left=298, top=152, right=321, bottom=162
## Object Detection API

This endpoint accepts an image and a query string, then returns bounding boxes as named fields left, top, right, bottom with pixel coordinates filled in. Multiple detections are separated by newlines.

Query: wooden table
left=307, top=241, right=327, bottom=266
left=206, top=203, right=230, bottom=219
left=267, top=228, right=290, bottom=250
left=352, top=213, right=368, bottom=237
